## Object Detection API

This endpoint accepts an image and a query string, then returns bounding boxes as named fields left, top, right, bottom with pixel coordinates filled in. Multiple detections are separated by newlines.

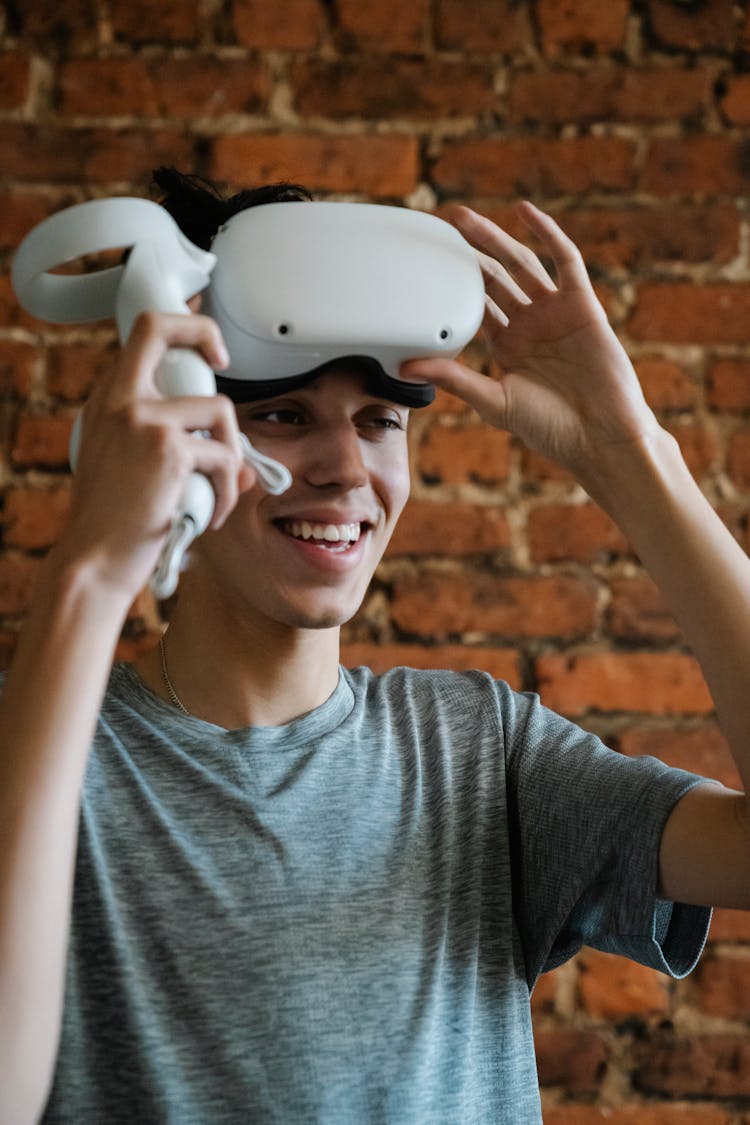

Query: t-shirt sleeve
left=497, top=682, right=712, bottom=988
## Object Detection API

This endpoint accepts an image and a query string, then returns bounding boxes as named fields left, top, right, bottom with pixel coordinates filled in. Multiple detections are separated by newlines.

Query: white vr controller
left=12, top=197, right=292, bottom=598
left=12, top=196, right=485, bottom=597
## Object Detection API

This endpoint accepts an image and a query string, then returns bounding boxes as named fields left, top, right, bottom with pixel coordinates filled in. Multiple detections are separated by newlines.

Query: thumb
left=400, top=358, right=509, bottom=429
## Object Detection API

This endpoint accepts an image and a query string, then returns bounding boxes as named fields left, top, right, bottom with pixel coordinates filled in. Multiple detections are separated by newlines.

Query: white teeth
left=284, top=520, right=362, bottom=543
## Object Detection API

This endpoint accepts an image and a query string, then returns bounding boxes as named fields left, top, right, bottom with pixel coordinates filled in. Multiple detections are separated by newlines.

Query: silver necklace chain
left=159, top=632, right=190, bottom=716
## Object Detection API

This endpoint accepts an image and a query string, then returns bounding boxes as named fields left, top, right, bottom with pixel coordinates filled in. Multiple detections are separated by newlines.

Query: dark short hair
left=152, top=166, right=312, bottom=250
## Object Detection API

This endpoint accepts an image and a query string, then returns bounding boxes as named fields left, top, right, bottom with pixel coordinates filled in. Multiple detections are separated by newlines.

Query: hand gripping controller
left=12, top=198, right=291, bottom=598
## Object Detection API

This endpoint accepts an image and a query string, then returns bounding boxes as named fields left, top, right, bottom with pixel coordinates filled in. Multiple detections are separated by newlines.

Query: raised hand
left=56, top=311, right=252, bottom=600
left=402, top=202, right=660, bottom=477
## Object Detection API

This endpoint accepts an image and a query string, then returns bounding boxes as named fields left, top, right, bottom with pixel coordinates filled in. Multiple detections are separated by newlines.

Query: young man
left=1, top=178, right=749, bottom=1124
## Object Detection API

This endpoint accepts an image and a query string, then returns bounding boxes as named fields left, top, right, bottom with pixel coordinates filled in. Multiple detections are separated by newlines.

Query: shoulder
left=341, top=661, right=525, bottom=732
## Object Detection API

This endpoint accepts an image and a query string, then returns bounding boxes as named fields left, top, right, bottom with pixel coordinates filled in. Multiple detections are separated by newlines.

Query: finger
left=516, top=201, right=591, bottom=291
left=187, top=435, right=246, bottom=528
left=115, top=311, right=230, bottom=399
left=447, top=205, right=557, bottom=300
left=138, top=393, right=244, bottom=461
left=477, top=251, right=531, bottom=316
left=400, top=357, right=508, bottom=429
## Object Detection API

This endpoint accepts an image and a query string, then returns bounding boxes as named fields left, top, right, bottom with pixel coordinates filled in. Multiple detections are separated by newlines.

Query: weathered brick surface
left=341, top=642, right=520, bottom=687
left=335, top=0, right=429, bottom=53
left=291, top=58, right=494, bottom=120
left=434, top=136, right=637, bottom=197
left=528, top=503, right=630, bottom=564
left=535, top=1028, right=609, bottom=1092
left=536, top=651, right=713, bottom=716
left=386, top=499, right=510, bottom=556
left=636, top=1035, right=750, bottom=1098
left=578, top=950, right=670, bottom=1019
left=417, top=422, right=510, bottom=485
left=537, top=0, right=629, bottom=55
left=391, top=573, right=598, bottom=639
left=210, top=133, right=419, bottom=197
left=2, top=2, right=750, bottom=1116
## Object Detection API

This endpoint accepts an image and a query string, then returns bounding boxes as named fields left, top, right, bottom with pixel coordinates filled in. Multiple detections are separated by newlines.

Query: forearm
left=0, top=547, right=132, bottom=1123
left=584, top=425, right=750, bottom=794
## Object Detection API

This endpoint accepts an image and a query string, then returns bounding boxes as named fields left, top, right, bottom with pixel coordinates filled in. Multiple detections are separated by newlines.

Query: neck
left=133, top=577, right=342, bottom=730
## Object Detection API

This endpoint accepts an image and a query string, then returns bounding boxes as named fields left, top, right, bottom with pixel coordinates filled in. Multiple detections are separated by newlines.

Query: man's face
left=194, top=367, right=411, bottom=631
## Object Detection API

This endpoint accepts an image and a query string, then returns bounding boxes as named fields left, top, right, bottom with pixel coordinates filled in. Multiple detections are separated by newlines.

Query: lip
left=270, top=508, right=377, bottom=527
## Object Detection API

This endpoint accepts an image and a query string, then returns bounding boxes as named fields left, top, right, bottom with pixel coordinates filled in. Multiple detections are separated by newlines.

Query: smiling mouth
left=274, top=519, right=370, bottom=552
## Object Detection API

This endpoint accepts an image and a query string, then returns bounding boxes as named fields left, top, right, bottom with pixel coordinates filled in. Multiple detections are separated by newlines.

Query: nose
left=303, top=421, right=369, bottom=491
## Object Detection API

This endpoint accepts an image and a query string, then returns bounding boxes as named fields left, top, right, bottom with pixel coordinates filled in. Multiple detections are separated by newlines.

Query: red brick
left=530, top=968, right=558, bottom=1013
left=0, top=274, right=33, bottom=329
left=291, top=58, right=494, bottom=120
left=509, top=65, right=714, bottom=125
left=644, top=136, right=750, bottom=196
left=391, top=573, right=598, bottom=639
left=534, top=1028, right=608, bottom=1092
left=520, top=447, right=573, bottom=485
left=544, top=1107, right=730, bottom=1125
left=726, top=429, right=750, bottom=487
left=14, top=0, right=99, bottom=48
left=620, top=725, right=739, bottom=789
left=435, top=0, right=530, bottom=52
left=387, top=499, right=510, bottom=556
left=646, top=0, right=737, bottom=52
left=636, top=1035, right=750, bottom=1098
left=417, top=423, right=510, bottom=485
left=578, top=949, right=670, bottom=1019
left=629, top=284, right=750, bottom=344
left=537, top=0, right=628, bottom=55
left=12, top=414, right=73, bottom=469
left=210, top=133, right=418, bottom=197
left=0, top=341, right=38, bottom=399
left=57, top=56, right=271, bottom=118
left=109, top=0, right=204, bottom=42
left=2, top=488, right=71, bottom=551
left=0, top=190, right=57, bottom=252
left=607, top=575, right=681, bottom=643
left=696, top=957, right=750, bottom=1019
left=664, top=420, right=720, bottom=480
left=720, top=74, right=750, bottom=125
left=0, top=124, right=194, bottom=185
left=0, top=628, right=19, bottom=671
left=0, top=53, right=32, bottom=110
left=558, top=205, right=739, bottom=270
left=340, top=642, right=521, bottom=687
left=46, top=343, right=117, bottom=402
left=536, top=651, right=714, bottom=717
left=232, top=0, right=324, bottom=49
left=528, top=503, right=629, bottom=564
left=336, top=0, right=428, bottom=52
left=708, top=359, right=750, bottom=411
left=636, top=358, right=696, bottom=412
left=434, top=136, right=637, bottom=197
left=709, top=907, right=750, bottom=942
left=0, top=553, right=41, bottom=614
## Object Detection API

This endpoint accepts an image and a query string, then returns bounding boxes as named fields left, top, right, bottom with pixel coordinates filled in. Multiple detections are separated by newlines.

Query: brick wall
left=1, top=0, right=749, bottom=1118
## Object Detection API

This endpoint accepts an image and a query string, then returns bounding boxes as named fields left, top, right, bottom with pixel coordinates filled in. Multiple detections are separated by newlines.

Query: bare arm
left=403, top=202, right=750, bottom=912
left=0, top=312, right=245, bottom=1123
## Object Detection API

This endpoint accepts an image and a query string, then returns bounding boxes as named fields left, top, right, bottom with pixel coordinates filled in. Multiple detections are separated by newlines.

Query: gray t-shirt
left=42, top=663, right=710, bottom=1124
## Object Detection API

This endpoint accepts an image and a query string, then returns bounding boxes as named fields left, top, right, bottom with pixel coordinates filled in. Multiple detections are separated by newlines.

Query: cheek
left=380, top=455, right=411, bottom=524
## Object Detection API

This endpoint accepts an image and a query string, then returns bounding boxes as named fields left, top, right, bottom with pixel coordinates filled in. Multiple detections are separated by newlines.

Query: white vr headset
left=12, top=196, right=485, bottom=594
left=12, top=196, right=485, bottom=408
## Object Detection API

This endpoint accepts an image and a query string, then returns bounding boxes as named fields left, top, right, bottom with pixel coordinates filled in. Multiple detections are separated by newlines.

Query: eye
left=358, top=409, right=407, bottom=436
left=242, top=406, right=307, bottom=426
